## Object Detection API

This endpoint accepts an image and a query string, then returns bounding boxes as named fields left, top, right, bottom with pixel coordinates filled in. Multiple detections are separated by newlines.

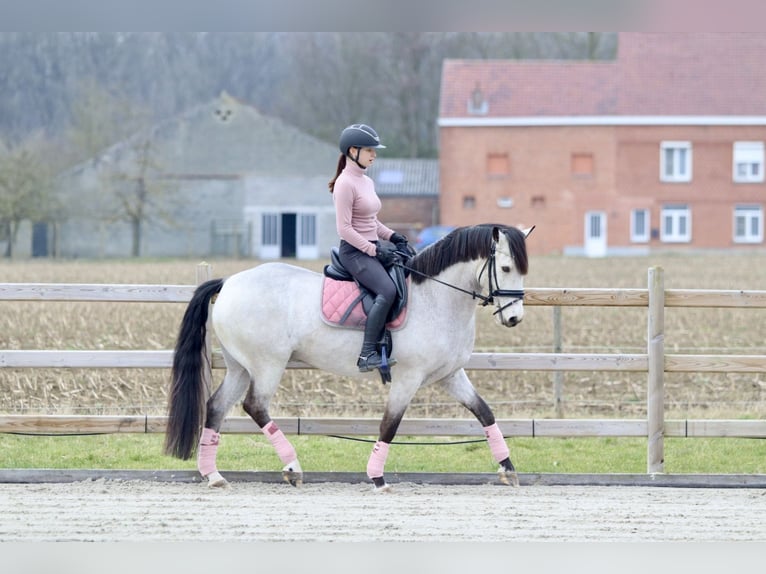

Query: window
left=487, top=153, right=510, bottom=177
left=299, top=214, right=316, bottom=246
left=733, top=205, right=763, bottom=243
left=297, top=213, right=318, bottom=259
left=631, top=209, right=650, bottom=243
left=661, top=205, right=691, bottom=242
left=660, top=141, right=692, bottom=182
left=586, top=212, right=605, bottom=240
left=571, top=153, right=594, bottom=177
left=463, top=196, right=476, bottom=209
left=261, top=213, right=279, bottom=246
left=733, top=142, right=764, bottom=183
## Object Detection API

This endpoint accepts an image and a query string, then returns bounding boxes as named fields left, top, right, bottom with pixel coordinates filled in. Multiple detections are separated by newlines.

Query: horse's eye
left=501, top=266, right=511, bottom=273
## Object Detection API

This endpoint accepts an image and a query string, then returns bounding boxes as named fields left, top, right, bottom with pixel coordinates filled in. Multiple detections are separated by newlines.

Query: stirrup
left=357, top=352, right=397, bottom=373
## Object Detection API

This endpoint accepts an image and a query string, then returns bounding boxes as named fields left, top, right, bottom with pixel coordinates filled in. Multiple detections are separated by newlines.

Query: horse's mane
left=408, top=224, right=529, bottom=284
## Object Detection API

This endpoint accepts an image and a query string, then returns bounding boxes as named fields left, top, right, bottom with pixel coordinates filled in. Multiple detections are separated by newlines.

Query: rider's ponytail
left=328, top=153, right=346, bottom=193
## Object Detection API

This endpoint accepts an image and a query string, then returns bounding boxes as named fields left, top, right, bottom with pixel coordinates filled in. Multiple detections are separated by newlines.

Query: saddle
left=321, top=247, right=409, bottom=330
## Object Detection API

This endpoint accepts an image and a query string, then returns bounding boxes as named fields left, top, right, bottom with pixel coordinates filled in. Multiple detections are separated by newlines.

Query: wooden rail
left=4, top=349, right=766, bottom=373
left=1, top=414, right=765, bottom=439
left=2, top=265, right=766, bottom=474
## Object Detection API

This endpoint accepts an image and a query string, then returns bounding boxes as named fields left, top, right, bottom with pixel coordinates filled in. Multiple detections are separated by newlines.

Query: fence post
left=647, top=266, right=665, bottom=474
left=552, top=306, right=564, bottom=418
left=196, top=262, right=214, bottom=395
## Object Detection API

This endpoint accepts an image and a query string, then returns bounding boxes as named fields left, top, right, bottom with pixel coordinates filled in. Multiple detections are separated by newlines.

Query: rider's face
left=351, top=147, right=377, bottom=168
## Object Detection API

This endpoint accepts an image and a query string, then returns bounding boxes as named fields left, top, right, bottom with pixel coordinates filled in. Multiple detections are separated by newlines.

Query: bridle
left=477, top=241, right=526, bottom=323
left=396, top=240, right=525, bottom=320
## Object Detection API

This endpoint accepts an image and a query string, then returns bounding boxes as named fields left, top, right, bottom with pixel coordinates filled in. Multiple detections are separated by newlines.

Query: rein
left=396, top=241, right=525, bottom=314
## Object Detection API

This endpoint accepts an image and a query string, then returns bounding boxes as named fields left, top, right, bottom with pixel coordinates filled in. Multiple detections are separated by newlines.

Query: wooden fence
left=1, top=263, right=766, bottom=474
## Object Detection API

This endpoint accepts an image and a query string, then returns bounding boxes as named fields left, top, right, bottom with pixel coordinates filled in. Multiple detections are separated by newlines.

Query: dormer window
left=468, top=83, right=488, bottom=115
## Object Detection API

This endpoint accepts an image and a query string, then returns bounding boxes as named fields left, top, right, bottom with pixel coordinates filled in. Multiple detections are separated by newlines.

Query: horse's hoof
left=206, top=471, right=230, bottom=489
left=282, top=461, right=303, bottom=487
left=498, top=468, right=520, bottom=487
left=283, top=472, right=303, bottom=487
left=371, top=476, right=392, bottom=493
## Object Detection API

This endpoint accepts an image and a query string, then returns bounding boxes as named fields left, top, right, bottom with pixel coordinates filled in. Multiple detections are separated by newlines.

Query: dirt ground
left=1, top=479, right=764, bottom=542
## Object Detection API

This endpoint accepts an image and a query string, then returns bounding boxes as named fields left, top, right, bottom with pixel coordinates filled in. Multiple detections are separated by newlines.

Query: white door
left=584, top=211, right=607, bottom=257
left=296, top=213, right=318, bottom=259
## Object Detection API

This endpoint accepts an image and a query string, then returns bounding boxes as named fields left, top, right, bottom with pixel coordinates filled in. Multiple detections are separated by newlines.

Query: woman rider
left=328, top=123, right=409, bottom=372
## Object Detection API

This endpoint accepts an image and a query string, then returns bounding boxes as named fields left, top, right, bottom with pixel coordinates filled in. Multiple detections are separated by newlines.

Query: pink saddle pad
left=321, top=277, right=407, bottom=330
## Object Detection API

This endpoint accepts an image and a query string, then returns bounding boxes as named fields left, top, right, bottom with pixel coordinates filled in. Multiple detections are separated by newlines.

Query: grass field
left=1, top=434, right=764, bottom=474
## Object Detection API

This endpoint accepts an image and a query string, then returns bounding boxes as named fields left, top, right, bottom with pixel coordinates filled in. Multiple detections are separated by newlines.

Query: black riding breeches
left=338, top=240, right=397, bottom=303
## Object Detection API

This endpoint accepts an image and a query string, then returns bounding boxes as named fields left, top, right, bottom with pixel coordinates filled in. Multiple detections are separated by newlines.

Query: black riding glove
left=389, top=232, right=409, bottom=251
left=375, top=242, right=398, bottom=267
left=389, top=232, right=413, bottom=262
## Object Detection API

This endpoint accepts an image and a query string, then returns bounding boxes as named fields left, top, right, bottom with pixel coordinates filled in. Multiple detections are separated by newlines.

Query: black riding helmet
left=339, top=124, right=386, bottom=168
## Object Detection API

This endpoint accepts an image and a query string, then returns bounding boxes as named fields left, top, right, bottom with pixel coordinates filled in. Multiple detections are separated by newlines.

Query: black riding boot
left=357, top=295, right=397, bottom=372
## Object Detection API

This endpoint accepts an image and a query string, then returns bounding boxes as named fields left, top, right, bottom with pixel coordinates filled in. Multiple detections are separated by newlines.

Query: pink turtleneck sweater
left=333, top=161, right=394, bottom=256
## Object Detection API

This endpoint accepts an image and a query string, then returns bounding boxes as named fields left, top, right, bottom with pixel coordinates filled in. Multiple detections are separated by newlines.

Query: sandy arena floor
left=1, top=479, right=764, bottom=542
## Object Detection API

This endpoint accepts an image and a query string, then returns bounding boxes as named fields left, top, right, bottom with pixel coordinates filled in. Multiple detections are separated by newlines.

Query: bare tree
left=1, top=32, right=618, bottom=163
left=63, top=80, right=180, bottom=256
left=65, top=78, right=150, bottom=164
left=382, top=33, right=440, bottom=157
left=98, top=135, right=179, bottom=257
left=273, top=33, right=388, bottom=147
left=0, top=133, right=57, bottom=257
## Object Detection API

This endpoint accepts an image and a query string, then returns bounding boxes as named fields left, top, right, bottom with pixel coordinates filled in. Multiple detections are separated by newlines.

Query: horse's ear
left=521, top=225, right=535, bottom=239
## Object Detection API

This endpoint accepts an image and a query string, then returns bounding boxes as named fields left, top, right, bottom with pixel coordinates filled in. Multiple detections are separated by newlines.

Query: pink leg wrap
left=366, top=441, right=390, bottom=479
left=197, top=427, right=220, bottom=477
left=262, top=421, right=297, bottom=464
left=484, top=423, right=510, bottom=462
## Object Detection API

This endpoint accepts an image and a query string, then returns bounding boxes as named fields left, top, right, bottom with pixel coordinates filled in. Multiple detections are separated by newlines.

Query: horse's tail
left=164, top=278, right=225, bottom=460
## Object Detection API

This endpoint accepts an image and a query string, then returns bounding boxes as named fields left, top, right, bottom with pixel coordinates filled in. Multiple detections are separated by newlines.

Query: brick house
left=438, top=33, right=766, bottom=256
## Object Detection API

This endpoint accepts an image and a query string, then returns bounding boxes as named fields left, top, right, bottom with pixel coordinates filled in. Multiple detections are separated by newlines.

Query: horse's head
left=407, top=223, right=533, bottom=327
left=478, top=225, right=533, bottom=328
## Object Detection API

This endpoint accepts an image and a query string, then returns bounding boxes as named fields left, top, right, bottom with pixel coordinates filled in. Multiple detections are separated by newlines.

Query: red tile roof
left=440, top=33, right=766, bottom=119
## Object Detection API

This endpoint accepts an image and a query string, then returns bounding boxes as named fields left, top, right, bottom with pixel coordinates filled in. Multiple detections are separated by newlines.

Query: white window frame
left=661, top=205, right=692, bottom=243
left=630, top=208, right=650, bottom=243
left=260, top=212, right=280, bottom=259
left=296, top=213, right=319, bottom=259
left=733, top=142, right=764, bottom=183
left=733, top=205, right=763, bottom=243
left=660, top=141, right=692, bottom=182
